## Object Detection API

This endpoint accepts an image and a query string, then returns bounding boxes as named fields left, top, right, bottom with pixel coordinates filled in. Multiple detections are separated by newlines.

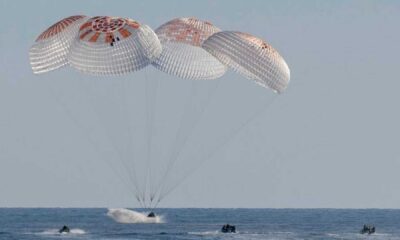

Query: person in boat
left=221, top=224, right=236, bottom=233
left=147, top=212, right=156, bottom=218
left=360, top=224, right=375, bottom=234
left=59, top=225, right=70, bottom=234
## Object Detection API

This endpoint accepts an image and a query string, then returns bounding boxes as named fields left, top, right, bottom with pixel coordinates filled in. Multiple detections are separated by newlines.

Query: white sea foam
left=38, top=228, right=86, bottom=235
left=188, top=230, right=220, bottom=235
left=107, top=208, right=163, bottom=224
left=326, top=232, right=399, bottom=240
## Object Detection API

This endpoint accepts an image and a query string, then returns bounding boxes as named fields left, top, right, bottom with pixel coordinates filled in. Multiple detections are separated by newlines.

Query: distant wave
left=326, top=232, right=399, bottom=240
left=107, top=208, right=164, bottom=224
left=38, top=228, right=86, bottom=235
left=188, top=230, right=220, bottom=235
left=188, top=230, right=304, bottom=239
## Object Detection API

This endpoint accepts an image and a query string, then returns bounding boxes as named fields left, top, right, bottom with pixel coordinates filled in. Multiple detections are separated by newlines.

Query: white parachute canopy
left=152, top=17, right=227, bottom=80
left=69, top=16, right=161, bottom=75
left=202, top=31, right=290, bottom=93
left=29, top=15, right=89, bottom=74
left=29, top=15, right=290, bottom=209
left=29, top=15, right=162, bottom=75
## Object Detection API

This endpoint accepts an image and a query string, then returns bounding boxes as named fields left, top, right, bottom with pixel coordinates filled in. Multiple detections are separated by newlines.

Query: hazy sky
left=1, top=0, right=400, bottom=208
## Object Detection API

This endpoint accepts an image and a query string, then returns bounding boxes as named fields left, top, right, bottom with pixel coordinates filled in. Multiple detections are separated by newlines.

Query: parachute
left=202, top=31, right=290, bottom=93
left=152, top=17, right=227, bottom=80
left=29, top=15, right=290, bottom=209
left=69, top=16, right=161, bottom=75
left=30, top=15, right=89, bottom=74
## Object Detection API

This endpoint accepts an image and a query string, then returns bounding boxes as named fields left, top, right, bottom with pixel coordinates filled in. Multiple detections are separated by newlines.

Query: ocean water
left=0, top=208, right=399, bottom=240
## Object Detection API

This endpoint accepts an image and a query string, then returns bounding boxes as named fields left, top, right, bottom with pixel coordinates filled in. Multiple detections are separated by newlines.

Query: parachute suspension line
left=118, top=77, right=142, bottom=206
left=144, top=67, right=159, bottom=209
left=155, top=80, right=221, bottom=203
left=46, top=81, right=111, bottom=201
left=109, top=79, right=144, bottom=206
left=80, top=79, right=142, bottom=205
left=150, top=198, right=162, bottom=212
left=158, top=93, right=278, bottom=202
left=155, top=79, right=221, bottom=203
left=154, top=81, right=199, bottom=203
left=45, top=79, right=141, bottom=207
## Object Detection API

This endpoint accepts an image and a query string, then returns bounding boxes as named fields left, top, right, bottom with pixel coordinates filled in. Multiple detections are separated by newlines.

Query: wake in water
left=107, top=208, right=163, bottom=224
left=38, top=228, right=86, bottom=235
left=326, top=232, right=399, bottom=240
left=188, top=230, right=221, bottom=236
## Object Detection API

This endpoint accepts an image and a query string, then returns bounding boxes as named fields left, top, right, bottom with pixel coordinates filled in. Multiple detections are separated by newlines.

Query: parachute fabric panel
left=152, top=17, right=227, bottom=80
left=29, top=15, right=88, bottom=74
left=68, top=16, right=162, bottom=75
left=202, top=31, right=290, bottom=93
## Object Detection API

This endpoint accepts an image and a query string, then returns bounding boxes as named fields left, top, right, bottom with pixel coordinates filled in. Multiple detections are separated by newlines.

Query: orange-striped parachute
left=152, top=17, right=227, bottom=80
left=202, top=31, right=290, bottom=93
left=30, top=15, right=88, bottom=74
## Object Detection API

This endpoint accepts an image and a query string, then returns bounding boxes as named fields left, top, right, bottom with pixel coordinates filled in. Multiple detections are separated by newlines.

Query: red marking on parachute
left=261, top=42, right=270, bottom=50
left=79, top=22, right=92, bottom=31
left=160, top=17, right=219, bottom=46
left=60, top=22, right=66, bottom=31
left=175, top=30, right=189, bottom=42
left=192, top=31, right=201, bottom=46
left=127, top=21, right=140, bottom=29
left=89, top=32, right=100, bottom=42
left=118, top=28, right=131, bottom=38
left=105, top=33, right=114, bottom=43
left=36, top=15, right=85, bottom=41
left=87, top=16, right=129, bottom=34
left=79, top=29, right=92, bottom=40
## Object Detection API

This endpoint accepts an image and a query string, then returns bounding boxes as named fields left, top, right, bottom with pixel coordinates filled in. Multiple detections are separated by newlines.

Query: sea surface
left=0, top=208, right=399, bottom=240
